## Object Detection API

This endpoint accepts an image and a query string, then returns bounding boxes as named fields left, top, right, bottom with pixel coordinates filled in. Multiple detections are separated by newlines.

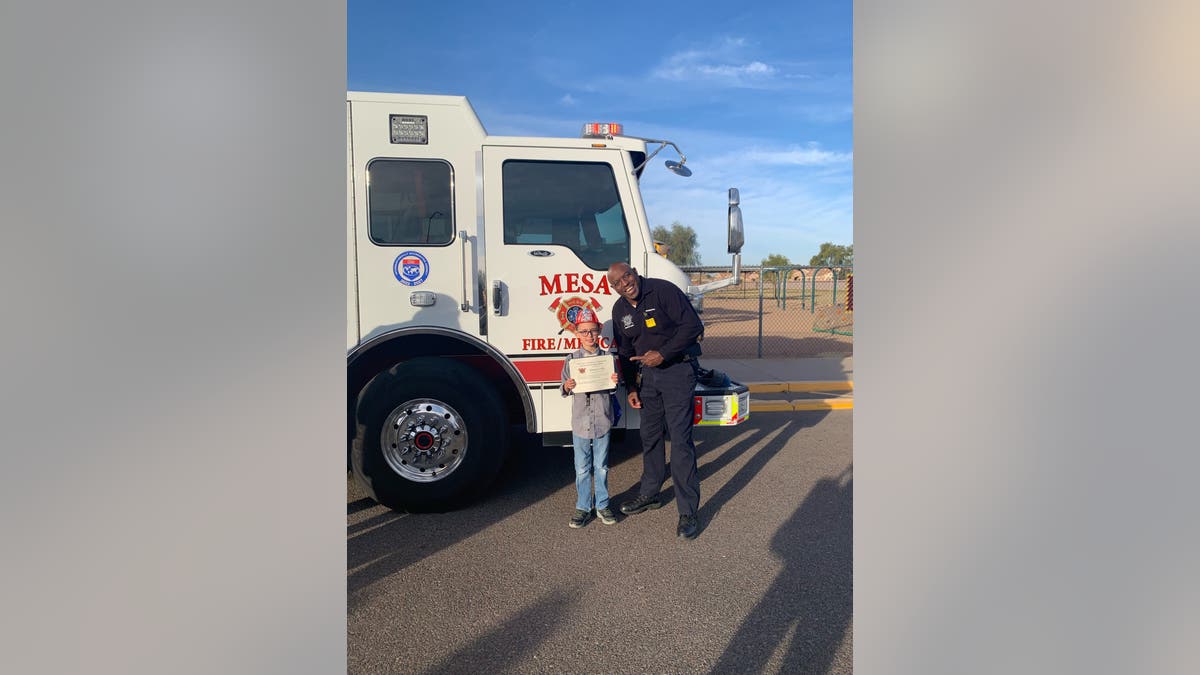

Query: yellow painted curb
left=747, top=380, right=853, bottom=393
left=751, top=398, right=853, bottom=412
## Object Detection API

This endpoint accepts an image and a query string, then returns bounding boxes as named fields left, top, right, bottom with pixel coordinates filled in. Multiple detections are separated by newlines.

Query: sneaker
left=620, top=494, right=663, bottom=515
left=569, top=509, right=593, bottom=529
left=596, top=507, right=617, bottom=525
left=677, top=514, right=699, bottom=540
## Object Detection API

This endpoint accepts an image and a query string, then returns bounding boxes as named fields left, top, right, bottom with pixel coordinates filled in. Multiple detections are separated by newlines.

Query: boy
left=560, top=308, right=620, bottom=528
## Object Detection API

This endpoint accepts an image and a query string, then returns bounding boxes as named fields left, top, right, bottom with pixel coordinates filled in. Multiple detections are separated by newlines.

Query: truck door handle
left=459, top=230, right=471, bottom=312
left=492, top=281, right=503, bottom=316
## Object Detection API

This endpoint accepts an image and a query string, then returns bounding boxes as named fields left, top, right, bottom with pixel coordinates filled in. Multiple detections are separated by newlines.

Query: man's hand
left=627, top=390, right=642, bottom=409
left=630, top=350, right=664, bottom=368
left=563, top=378, right=576, bottom=393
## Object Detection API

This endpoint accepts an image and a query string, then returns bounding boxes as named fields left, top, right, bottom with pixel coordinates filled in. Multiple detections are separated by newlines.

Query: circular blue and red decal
left=394, top=251, right=430, bottom=286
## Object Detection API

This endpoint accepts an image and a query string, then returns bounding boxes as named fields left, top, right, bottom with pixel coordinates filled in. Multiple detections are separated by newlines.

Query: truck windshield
left=501, top=160, right=631, bottom=271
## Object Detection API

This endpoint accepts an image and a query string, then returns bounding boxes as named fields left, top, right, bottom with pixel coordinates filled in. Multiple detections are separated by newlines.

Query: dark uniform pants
left=638, top=360, right=699, bottom=516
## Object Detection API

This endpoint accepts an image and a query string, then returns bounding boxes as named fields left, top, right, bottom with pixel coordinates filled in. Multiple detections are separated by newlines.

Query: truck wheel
left=351, top=357, right=509, bottom=512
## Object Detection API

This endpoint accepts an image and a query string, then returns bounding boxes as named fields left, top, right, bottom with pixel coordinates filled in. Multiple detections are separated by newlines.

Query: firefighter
left=607, top=262, right=704, bottom=540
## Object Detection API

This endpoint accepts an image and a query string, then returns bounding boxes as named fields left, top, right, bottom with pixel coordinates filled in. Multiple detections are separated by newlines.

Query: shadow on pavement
left=350, top=423, right=664, bottom=608
left=711, top=466, right=853, bottom=674
left=415, top=588, right=579, bottom=675
left=696, top=417, right=802, bottom=532
left=348, top=428, right=572, bottom=608
left=606, top=412, right=828, bottom=527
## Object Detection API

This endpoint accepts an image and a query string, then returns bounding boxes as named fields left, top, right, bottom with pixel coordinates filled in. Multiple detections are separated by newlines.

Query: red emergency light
left=581, top=122, right=623, bottom=138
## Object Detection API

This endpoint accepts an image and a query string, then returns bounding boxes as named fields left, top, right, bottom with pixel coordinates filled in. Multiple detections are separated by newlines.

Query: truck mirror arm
left=624, top=137, right=688, bottom=177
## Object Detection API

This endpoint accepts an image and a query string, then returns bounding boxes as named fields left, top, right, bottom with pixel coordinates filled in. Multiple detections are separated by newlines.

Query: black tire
left=351, top=357, right=509, bottom=512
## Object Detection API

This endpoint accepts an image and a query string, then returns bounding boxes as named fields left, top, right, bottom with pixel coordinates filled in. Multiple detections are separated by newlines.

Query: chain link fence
left=683, top=265, right=854, bottom=359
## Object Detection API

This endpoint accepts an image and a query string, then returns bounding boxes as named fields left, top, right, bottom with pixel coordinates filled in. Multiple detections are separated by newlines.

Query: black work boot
left=677, top=514, right=699, bottom=540
left=620, top=494, right=663, bottom=515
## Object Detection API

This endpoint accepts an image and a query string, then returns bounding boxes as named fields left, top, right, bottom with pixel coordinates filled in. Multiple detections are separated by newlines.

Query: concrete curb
left=744, top=381, right=854, bottom=412
left=747, top=381, right=853, bottom=393
left=752, top=398, right=853, bottom=412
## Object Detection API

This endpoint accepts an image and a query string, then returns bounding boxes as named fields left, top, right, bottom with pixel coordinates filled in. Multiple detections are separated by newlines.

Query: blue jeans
left=572, top=432, right=610, bottom=511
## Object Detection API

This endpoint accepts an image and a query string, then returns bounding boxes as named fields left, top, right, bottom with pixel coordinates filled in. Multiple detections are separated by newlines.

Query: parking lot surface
left=349, top=410, right=852, bottom=674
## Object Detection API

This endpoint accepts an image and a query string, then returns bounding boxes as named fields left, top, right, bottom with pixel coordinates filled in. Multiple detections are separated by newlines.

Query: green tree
left=809, top=242, right=853, bottom=268
left=650, top=221, right=701, bottom=266
left=760, top=253, right=792, bottom=287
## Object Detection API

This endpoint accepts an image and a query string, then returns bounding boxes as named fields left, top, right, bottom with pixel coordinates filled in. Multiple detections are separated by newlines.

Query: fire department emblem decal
left=393, top=251, right=430, bottom=286
left=548, top=296, right=603, bottom=333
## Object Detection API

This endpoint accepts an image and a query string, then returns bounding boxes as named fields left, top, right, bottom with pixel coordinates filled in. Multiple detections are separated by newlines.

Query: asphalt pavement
left=348, top=403, right=853, bottom=674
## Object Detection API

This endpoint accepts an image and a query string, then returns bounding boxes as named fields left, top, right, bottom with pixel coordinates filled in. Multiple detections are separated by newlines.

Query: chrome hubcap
left=380, top=398, right=468, bottom=482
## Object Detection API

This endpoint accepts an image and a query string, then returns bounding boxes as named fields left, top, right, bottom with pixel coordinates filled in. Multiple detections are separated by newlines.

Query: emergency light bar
left=581, top=122, right=623, bottom=138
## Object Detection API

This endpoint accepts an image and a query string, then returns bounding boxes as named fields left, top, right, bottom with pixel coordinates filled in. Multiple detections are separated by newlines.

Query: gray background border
left=3, top=1, right=1198, bottom=673
left=2, top=2, right=346, bottom=673
left=857, top=1, right=1199, bottom=672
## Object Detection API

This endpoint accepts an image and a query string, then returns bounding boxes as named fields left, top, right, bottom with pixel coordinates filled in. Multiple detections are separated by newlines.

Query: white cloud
left=744, top=144, right=853, bottom=166
left=697, top=61, right=775, bottom=78
left=651, top=45, right=779, bottom=88
left=559, top=93, right=577, bottom=106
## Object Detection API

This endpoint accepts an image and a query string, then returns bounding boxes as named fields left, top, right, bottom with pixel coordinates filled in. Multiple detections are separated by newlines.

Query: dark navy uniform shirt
left=611, top=275, right=703, bottom=388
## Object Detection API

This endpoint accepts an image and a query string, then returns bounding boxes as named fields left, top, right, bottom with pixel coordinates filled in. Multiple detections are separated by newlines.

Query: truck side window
left=501, top=160, right=630, bottom=270
left=367, top=159, right=454, bottom=246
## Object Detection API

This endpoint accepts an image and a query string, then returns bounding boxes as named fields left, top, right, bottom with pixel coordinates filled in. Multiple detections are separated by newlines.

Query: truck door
left=349, top=100, right=479, bottom=343
left=482, top=145, right=648, bottom=379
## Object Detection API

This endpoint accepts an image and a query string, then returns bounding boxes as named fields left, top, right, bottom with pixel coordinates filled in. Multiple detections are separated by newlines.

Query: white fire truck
left=347, top=92, right=748, bottom=512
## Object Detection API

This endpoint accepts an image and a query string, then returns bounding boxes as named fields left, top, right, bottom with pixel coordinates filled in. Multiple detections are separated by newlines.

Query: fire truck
left=347, top=92, right=748, bottom=512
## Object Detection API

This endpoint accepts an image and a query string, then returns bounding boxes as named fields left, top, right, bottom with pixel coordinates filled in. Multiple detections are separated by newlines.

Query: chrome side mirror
left=727, top=188, right=744, bottom=254
left=665, top=160, right=692, bottom=177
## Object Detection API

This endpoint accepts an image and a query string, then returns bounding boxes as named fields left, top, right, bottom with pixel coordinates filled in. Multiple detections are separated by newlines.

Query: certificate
left=568, top=354, right=616, bottom=393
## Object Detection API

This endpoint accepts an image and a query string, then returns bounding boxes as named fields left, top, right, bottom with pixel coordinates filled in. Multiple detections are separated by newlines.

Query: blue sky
left=349, top=1, right=852, bottom=267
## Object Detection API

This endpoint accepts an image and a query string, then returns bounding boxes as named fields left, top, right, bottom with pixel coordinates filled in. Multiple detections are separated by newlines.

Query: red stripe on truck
left=513, top=358, right=567, bottom=384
